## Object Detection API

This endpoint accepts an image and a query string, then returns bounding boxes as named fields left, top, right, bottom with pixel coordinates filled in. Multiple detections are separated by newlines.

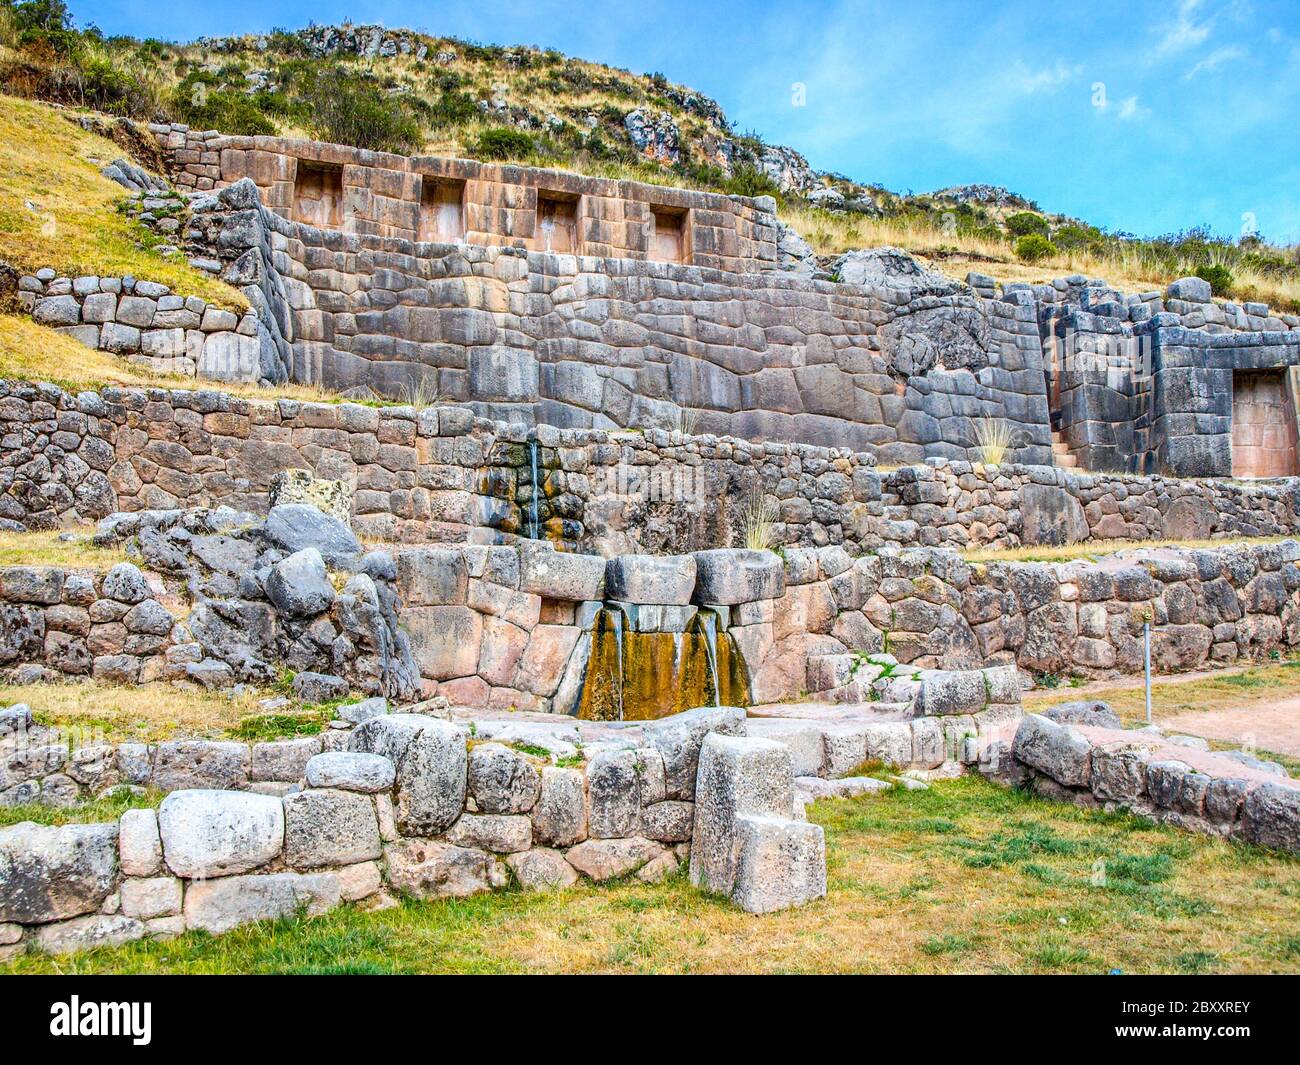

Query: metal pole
left=1143, top=622, right=1152, bottom=724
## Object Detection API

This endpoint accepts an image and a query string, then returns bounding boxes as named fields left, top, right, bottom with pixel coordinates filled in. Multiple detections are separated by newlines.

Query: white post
left=1143, top=622, right=1152, bottom=725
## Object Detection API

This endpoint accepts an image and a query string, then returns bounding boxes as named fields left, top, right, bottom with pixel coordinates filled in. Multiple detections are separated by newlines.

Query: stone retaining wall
left=982, top=710, right=1300, bottom=853
left=0, top=705, right=825, bottom=956
left=4, top=380, right=1297, bottom=553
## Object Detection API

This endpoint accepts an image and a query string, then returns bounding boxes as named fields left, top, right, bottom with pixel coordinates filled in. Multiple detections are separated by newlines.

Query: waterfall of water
left=528, top=438, right=541, bottom=539
left=609, top=606, right=625, bottom=720
left=697, top=609, right=722, bottom=708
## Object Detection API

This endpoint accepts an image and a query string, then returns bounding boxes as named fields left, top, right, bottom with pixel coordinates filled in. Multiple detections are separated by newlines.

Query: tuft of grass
left=971, top=416, right=1016, bottom=465
left=738, top=487, right=779, bottom=551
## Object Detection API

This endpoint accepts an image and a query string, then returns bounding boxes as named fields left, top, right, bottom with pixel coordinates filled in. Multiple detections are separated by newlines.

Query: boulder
left=1011, top=714, right=1092, bottom=787
left=304, top=752, right=395, bottom=793
left=183, top=871, right=341, bottom=934
left=467, top=743, right=541, bottom=814
left=0, top=822, right=119, bottom=924
left=158, top=790, right=284, bottom=878
left=585, top=749, right=644, bottom=838
left=292, top=671, right=349, bottom=703
left=265, top=548, right=336, bottom=618
left=349, top=714, right=466, bottom=835
left=531, top=766, right=587, bottom=847
left=915, top=670, right=987, bottom=716
left=1089, top=743, right=1153, bottom=804
left=565, top=836, right=665, bottom=881
left=641, top=800, right=695, bottom=843
left=1041, top=700, right=1122, bottom=730
left=731, top=815, right=827, bottom=914
left=32, top=914, right=144, bottom=955
left=262, top=504, right=361, bottom=567
left=692, top=549, right=785, bottom=605
left=101, top=562, right=151, bottom=604
left=282, top=789, right=382, bottom=869
left=383, top=839, right=505, bottom=899
left=642, top=704, right=747, bottom=800
left=118, top=808, right=162, bottom=877
left=443, top=813, right=532, bottom=853
left=690, top=734, right=796, bottom=896
left=505, top=847, right=579, bottom=891
left=1242, top=783, right=1300, bottom=853
left=119, top=876, right=182, bottom=919
left=518, top=542, right=605, bottom=601
left=605, top=554, right=697, bottom=605
left=1019, top=484, right=1089, bottom=546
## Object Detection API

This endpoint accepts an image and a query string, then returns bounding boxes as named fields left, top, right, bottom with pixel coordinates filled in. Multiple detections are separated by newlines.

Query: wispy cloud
left=1116, top=95, right=1148, bottom=120
left=1153, top=0, right=1214, bottom=58
left=1183, top=44, right=1247, bottom=78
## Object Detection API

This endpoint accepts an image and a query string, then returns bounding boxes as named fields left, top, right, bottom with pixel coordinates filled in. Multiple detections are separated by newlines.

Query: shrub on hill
left=470, top=127, right=534, bottom=160
left=1006, top=211, right=1050, bottom=238
left=1015, top=233, right=1057, bottom=262
left=1194, top=262, right=1234, bottom=297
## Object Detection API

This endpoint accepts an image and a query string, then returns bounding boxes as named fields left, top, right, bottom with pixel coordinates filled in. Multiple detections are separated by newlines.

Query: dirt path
left=1160, top=696, right=1300, bottom=757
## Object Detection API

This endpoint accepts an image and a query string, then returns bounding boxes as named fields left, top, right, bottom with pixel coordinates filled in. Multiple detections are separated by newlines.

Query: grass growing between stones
left=0, top=96, right=243, bottom=308
left=0, top=787, right=161, bottom=829
left=961, top=535, right=1291, bottom=565
left=6, top=775, right=1298, bottom=974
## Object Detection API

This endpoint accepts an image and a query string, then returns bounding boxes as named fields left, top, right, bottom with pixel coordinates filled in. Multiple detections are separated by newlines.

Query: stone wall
left=149, top=122, right=780, bottom=274
left=983, top=710, right=1300, bottom=853
left=6, top=380, right=1295, bottom=552
left=16, top=270, right=273, bottom=382
left=0, top=704, right=826, bottom=956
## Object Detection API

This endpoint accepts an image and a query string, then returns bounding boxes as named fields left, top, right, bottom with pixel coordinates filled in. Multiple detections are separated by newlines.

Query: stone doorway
left=291, top=162, right=343, bottom=229
left=1231, top=369, right=1299, bottom=478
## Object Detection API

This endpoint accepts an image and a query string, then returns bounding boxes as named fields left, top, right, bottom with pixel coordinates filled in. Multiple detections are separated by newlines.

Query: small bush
left=1014, top=233, right=1057, bottom=262
left=1194, top=262, right=1234, bottom=296
left=172, top=80, right=277, bottom=136
left=1005, top=211, right=1049, bottom=238
left=306, top=66, right=425, bottom=154
left=469, top=127, right=534, bottom=160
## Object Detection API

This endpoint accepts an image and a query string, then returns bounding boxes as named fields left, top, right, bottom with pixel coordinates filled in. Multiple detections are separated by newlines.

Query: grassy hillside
left=1, top=3, right=1297, bottom=309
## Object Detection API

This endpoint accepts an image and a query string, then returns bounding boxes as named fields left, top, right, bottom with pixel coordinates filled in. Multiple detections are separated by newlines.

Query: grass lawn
left=0, top=528, right=128, bottom=569
left=4, top=776, right=1298, bottom=974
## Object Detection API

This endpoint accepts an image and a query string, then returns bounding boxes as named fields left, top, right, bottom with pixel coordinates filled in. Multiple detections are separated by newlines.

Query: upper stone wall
left=149, top=122, right=779, bottom=275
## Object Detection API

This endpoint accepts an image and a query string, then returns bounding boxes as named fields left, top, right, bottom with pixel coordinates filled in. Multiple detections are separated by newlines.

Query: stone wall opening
left=292, top=161, right=344, bottom=229
left=418, top=178, right=466, bottom=243
left=536, top=191, right=579, bottom=254
left=1232, top=369, right=1299, bottom=478
left=649, top=205, right=688, bottom=263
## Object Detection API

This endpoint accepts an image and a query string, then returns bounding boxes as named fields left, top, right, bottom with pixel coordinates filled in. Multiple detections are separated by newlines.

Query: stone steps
left=1051, top=430, right=1078, bottom=469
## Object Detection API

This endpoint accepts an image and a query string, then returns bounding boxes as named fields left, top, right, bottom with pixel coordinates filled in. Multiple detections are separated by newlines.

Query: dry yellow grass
left=0, top=95, right=244, bottom=308
left=783, top=204, right=1300, bottom=312
left=0, top=312, right=350, bottom=402
left=0, top=528, right=126, bottom=568
left=0, top=679, right=269, bottom=742
left=962, top=535, right=1290, bottom=565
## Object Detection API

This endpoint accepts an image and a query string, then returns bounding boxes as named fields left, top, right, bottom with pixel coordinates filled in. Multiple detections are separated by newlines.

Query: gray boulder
left=282, top=789, right=382, bottom=869
left=0, top=822, right=119, bottom=924
left=691, top=549, right=785, bottom=605
left=1012, top=714, right=1092, bottom=787
left=642, top=704, right=747, bottom=799
left=101, top=562, right=151, bottom=604
left=383, top=839, right=504, bottom=899
left=530, top=766, right=587, bottom=847
left=731, top=814, right=827, bottom=914
left=1242, top=783, right=1300, bottom=853
left=262, top=504, right=361, bottom=567
left=292, top=671, right=349, bottom=703
left=183, top=871, right=341, bottom=934
left=265, top=548, right=336, bottom=618
left=158, top=790, right=284, bottom=878
left=505, top=847, right=579, bottom=891
left=349, top=714, right=466, bottom=835
left=304, top=752, right=395, bottom=793
left=1041, top=700, right=1122, bottom=730
left=467, top=743, right=541, bottom=814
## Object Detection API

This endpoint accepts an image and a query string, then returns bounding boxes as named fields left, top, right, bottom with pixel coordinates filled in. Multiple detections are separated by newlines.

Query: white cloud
left=1153, top=0, right=1213, bottom=58
left=1183, top=45, right=1247, bottom=79
left=1116, top=95, right=1148, bottom=121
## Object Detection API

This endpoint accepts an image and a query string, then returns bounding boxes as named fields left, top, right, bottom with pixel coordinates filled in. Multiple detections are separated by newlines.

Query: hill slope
left=0, top=7, right=1297, bottom=308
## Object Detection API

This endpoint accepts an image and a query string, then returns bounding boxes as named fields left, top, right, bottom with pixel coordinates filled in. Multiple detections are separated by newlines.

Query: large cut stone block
left=692, top=549, right=785, bottom=605
left=518, top=542, right=606, bottom=601
left=1011, top=714, right=1092, bottom=788
left=349, top=714, right=466, bottom=835
left=282, top=788, right=382, bottom=869
left=158, top=790, right=284, bottom=879
left=468, top=743, right=541, bottom=814
left=383, top=839, right=505, bottom=899
left=1242, top=783, right=1300, bottom=853
left=531, top=766, right=587, bottom=847
left=731, top=814, right=827, bottom=914
left=642, top=705, right=747, bottom=800
left=0, top=822, right=119, bottom=924
left=605, top=554, right=697, bottom=605
left=689, top=734, right=795, bottom=897
left=183, top=871, right=341, bottom=934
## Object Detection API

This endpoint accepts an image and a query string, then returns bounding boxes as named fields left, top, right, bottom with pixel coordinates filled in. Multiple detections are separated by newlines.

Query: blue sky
left=87, top=0, right=1300, bottom=244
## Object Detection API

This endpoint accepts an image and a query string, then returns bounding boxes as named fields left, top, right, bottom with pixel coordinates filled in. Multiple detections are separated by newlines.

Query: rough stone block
left=282, top=788, right=382, bottom=869
left=349, top=714, right=466, bottom=835
left=642, top=704, right=747, bottom=799
left=692, top=549, right=786, bottom=605
left=731, top=814, right=827, bottom=914
left=605, top=554, right=697, bottom=605
left=0, top=822, right=119, bottom=923
left=158, top=789, right=284, bottom=879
